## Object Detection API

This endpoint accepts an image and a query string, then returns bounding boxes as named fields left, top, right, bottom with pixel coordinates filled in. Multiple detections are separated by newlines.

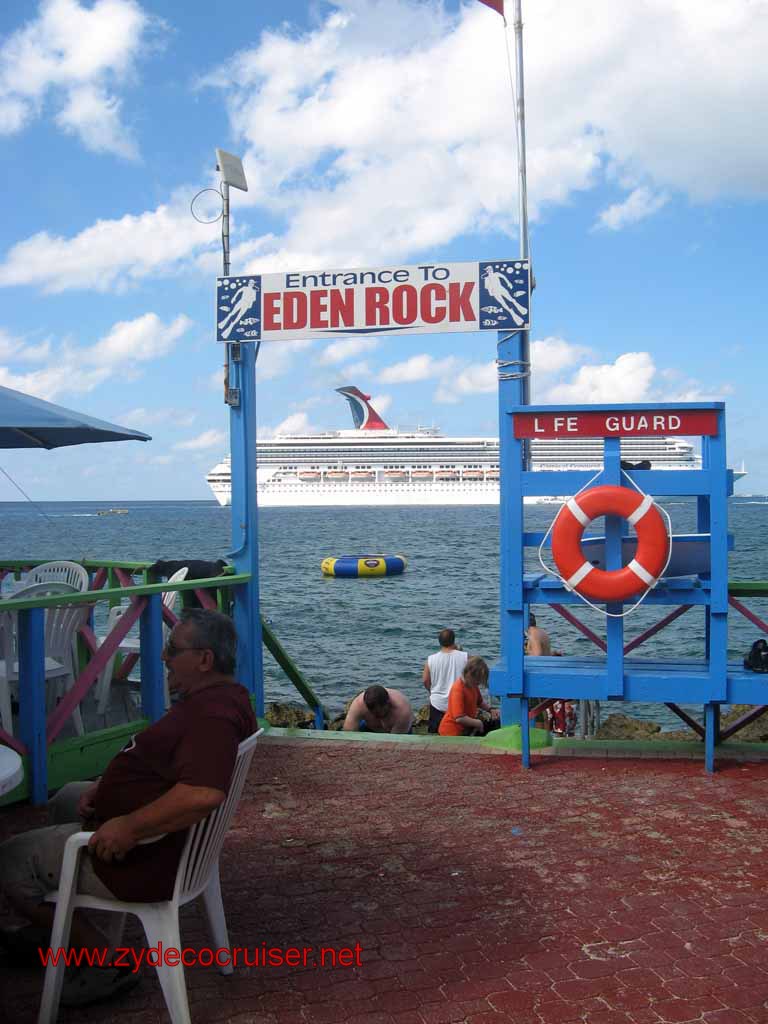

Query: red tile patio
left=2, top=738, right=768, bottom=1023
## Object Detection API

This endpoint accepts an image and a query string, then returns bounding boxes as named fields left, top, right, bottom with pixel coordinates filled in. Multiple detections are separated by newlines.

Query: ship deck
left=3, top=737, right=768, bottom=1023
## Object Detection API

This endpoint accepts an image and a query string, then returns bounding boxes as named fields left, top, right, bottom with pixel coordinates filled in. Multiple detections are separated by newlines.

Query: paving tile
left=652, top=998, right=716, bottom=1022
left=3, top=743, right=768, bottom=1024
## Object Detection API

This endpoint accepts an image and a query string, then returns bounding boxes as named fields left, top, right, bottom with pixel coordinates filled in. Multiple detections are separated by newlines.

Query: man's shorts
left=0, top=782, right=114, bottom=906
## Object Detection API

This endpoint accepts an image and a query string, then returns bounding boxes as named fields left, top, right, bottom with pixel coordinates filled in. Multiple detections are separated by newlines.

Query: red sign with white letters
left=513, top=410, right=719, bottom=439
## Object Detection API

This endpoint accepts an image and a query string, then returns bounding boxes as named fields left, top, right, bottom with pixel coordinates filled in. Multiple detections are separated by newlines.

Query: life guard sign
left=513, top=409, right=719, bottom=438
left=216, top=259, right=530, bottom=343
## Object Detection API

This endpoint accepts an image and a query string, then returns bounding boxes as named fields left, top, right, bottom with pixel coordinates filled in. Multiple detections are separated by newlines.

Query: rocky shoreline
left=265, top=701, right=768, bottom=743
left=596, top=704, right=768, bottom=742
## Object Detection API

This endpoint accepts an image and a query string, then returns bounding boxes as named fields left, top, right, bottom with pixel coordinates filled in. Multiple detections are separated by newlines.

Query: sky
left=0, top=0, right=766, bottom=501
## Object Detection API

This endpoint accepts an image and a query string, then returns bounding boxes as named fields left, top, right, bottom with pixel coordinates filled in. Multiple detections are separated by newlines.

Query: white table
left=0, top=745, right=23, bottom=796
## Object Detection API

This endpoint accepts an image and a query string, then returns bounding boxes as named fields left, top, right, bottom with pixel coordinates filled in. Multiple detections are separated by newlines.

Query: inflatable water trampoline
left=321, top=555, right=407, bottom=578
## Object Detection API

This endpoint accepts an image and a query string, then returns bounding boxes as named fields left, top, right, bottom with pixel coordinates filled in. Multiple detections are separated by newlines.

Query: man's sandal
left=60, top=964, right=142, bottom=1007
left=0, top=925, right=51, bottom=967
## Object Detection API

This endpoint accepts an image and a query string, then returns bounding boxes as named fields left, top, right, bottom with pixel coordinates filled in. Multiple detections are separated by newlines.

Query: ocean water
left=2, top=496, right=767, bottom=731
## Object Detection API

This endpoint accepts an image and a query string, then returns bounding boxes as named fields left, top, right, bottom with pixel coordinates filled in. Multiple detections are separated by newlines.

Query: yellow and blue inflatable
left=321, top=554, right=407, bottom=578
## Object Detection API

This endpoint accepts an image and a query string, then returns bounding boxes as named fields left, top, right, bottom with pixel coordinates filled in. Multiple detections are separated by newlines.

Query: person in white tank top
left=423, top=628, right=468, bottom=734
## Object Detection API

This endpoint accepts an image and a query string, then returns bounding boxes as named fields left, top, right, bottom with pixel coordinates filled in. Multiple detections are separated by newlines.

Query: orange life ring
left=551, top=485, right=669, bottom=602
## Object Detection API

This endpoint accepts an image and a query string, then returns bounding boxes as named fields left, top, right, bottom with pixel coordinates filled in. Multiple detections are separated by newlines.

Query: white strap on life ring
left=564, top=560, right=594, bottom=591
left=626, top=493, right=653, bottom=526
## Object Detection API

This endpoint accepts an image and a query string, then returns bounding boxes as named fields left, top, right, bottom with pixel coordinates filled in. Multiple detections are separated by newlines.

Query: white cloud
left=369, top=393, right=391, bottom=416
left=0, top=0, right=158, bottom=158
left=543, top=352, right=656, bottom=404
left=255, top=338, right=313, bottom=381
left=258, top=410, right=319, bottom=437
left=273, top=412, right=313, bottom=436
left=0, top=327, right=51, bottom=363
left=0, top=363, right=110, bottom=399
left=595, top=187, right=670, bottom=231
left=174, top=429, right=226, bottom=451
left=343, top=360, right=372, bottom=378
left=0, top=196, right=218, bottom=293
left=86, top=313, right=192, bottom=367
left=531, top=336, right=591, bottom=376
left=434, top=361, right=497, bottom=403
left=318, top=337, right=379, bottom=365
left=420, top=338, right=725, bottom=409
left=380, top=353, right=458, bottom=383
left=120, top=406, right=196, bottom=428
left=538, top=348, right=730, bottom=405
left=0, top=311, right=191, bottom=401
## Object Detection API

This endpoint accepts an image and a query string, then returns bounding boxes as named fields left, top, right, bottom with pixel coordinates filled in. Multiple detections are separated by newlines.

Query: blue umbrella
left=0, top=385, right=151, bottom=449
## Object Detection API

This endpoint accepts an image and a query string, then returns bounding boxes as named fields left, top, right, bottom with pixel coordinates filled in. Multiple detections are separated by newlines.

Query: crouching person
left=438, top=656, right=498, bottom=737
left=0, top=608, right=256, bottom=1006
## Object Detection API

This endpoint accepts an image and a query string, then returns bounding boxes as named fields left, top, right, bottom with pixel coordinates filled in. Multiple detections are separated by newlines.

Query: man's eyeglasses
left=164, top=640, right=206, bottom=659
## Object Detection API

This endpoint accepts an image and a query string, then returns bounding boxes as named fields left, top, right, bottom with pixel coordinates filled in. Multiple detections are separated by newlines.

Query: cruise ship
left=206, top=387, right=739, bottom=508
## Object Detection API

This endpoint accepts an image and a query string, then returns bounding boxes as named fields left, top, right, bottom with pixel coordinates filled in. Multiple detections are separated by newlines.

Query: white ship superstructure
left=205, top=386, right=737, bottom=509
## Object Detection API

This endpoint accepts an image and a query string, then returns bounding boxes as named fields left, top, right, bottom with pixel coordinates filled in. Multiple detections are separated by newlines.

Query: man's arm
left=88, top=783, right=224, bottom=863
left=454, top=713, right=483, bottom=735
left=389, top=703, right=413, bottom=734
left=342, top=695, right=365, bottom=731
left=422, top=661, right=431, bottom=692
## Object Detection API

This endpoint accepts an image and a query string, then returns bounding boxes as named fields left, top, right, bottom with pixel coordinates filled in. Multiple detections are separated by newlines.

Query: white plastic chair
left=22, top=562, right=90, bottom=593
left=0, top=583, right=87, bottom=737
left=95, top=567, right=189, bottom=715
left=38, top=729, right=263, bottom=1024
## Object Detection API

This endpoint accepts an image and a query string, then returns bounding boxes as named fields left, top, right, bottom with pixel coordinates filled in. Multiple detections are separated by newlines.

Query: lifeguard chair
left=489, top=400, right=752, bottom=772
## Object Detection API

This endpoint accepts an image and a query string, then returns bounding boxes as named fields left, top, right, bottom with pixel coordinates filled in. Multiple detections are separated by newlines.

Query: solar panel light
left=215, top=149, right=248, bottom=192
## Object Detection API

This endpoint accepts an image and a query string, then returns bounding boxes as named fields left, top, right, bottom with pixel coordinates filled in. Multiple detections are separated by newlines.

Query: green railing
left=0, top=558, right=325, bottom=803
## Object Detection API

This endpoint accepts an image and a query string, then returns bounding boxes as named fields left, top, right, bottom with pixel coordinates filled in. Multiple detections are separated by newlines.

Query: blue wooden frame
left=490, top=350, right=732, bottom=772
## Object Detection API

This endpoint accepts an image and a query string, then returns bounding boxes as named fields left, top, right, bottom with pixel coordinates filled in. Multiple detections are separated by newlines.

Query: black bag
left=744, top=638, right=768, bottom=673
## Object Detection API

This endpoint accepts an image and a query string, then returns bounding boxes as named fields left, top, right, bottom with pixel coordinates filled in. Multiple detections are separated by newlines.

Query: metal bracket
left=231, top=343, right=242, bottom=362
left=226, top=388, right=241, bottom=407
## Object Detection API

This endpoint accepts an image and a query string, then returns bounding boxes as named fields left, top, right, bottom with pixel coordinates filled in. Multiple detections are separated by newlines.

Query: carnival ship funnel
left=335, top=386, right=390, bottom=430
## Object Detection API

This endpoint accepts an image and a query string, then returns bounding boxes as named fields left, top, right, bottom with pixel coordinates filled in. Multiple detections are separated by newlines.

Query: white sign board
left=216, top=259, right=530, bottom=343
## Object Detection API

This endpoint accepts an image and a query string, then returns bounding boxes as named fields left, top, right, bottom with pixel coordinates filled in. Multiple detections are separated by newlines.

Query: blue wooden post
left=17, top=607, right=47, bottom=804
left=139, top=593, right=165, bottom=723
left=497, top=330, right=527, bottom=730
left=520, top=696, right=530, bottom=768
left=707, top=417, right=729, bottom=707
left=603, top=439, right=624, bottom=698
left=704, top=702, right=719, bottom=773
left=229, top=342, right=264, bottom=714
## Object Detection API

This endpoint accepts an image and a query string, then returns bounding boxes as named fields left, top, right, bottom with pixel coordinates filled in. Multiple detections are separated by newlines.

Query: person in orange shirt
left=438, top=656, right=497, bottom=736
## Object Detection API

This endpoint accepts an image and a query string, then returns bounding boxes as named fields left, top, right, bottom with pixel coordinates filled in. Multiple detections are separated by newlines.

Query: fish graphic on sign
left=217, top=278, right=261, bottom=341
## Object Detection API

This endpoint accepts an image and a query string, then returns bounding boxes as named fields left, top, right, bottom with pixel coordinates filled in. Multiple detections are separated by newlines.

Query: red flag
left=477, top=0, right=504, bottom=15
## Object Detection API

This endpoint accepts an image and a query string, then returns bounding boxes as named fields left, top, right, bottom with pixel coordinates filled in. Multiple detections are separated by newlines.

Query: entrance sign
left=216, top=259, right=530, bottom=343
left=513, top=409, right=719, bottom=439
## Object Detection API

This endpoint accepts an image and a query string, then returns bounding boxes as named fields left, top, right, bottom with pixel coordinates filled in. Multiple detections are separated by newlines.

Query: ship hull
left=209, top=481, right=501, bottom=508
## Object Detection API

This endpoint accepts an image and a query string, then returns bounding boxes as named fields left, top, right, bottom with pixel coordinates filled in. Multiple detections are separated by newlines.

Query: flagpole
left=512, top=0, right=530, bottom=404
left=493, top=0, right=531, bottom=737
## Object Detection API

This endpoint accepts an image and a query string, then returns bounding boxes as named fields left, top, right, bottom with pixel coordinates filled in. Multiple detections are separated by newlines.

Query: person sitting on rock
left=342, top=685, right=413, bottom=734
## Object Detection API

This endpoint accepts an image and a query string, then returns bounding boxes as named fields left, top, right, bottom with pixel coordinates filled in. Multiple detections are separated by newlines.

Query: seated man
left=342, top=684, right=413, bottom=734
left=0, top=608, right=257, bottom=1005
